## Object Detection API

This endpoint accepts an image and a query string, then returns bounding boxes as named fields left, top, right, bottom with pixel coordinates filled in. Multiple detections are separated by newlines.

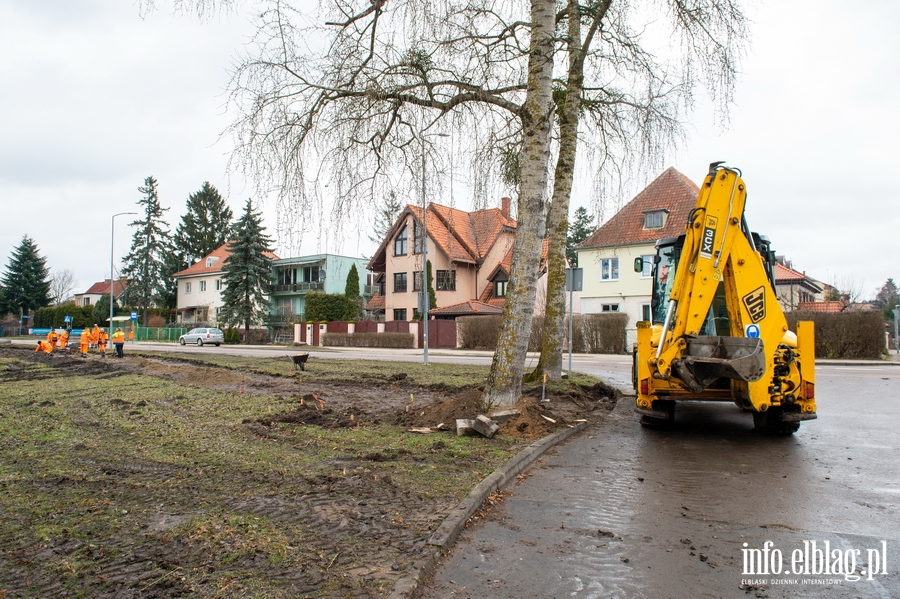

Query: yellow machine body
left=634, top=163, right=817, bottom=433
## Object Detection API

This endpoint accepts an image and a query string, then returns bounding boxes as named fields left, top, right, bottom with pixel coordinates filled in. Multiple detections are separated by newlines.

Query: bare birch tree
left=141, top=0, right=750, bottom=404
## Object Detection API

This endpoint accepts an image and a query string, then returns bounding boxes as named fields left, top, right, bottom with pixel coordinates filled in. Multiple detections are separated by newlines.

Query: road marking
left=828, top=367, right=887, bottom=371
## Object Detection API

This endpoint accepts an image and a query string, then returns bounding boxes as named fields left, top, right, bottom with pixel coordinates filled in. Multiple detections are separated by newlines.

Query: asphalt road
left=417, top=363, right=900, bottom=598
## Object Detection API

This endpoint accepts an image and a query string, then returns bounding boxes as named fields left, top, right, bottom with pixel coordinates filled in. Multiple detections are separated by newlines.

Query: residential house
left=270, top=254, right=373, bottom=324
left=172, top=243, right=280, bottom=326
left=74, top=278, right=129, bottom=308
left=367, top=198, right=548, bottom=321
left=575, top=167, right=699, bottom=345
left=774, top=261, right=823, bottom=312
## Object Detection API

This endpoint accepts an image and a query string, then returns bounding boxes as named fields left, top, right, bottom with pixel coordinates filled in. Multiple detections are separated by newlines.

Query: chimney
left=500, top=196, right=511, bottom=218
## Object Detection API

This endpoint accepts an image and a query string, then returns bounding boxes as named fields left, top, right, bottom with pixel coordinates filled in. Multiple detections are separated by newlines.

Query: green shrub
left=306, top=292, right=353, bottom=322
left=224, top=328, right=241, bottom=344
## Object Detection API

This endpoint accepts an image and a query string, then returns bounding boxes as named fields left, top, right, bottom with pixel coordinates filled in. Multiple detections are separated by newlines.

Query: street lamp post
left=110, top=212, right=136, bottom=333
left=420, top=131, right=448, bottom=365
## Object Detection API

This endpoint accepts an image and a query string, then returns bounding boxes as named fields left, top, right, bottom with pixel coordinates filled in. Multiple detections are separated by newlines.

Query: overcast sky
left=1, top=0, right=897, bottom=301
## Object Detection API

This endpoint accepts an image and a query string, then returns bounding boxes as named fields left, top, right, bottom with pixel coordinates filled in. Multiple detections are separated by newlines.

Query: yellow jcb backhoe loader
left=632, top=162, right=817, bottom=434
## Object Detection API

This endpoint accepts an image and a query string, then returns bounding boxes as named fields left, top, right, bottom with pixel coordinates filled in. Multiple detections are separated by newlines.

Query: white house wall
left=578, top=243, right=656, bottom=348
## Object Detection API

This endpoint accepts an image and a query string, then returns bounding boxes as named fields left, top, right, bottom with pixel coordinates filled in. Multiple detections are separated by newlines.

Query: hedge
left=786, top=311, right=885, bottom=359
left=322, top=332, right=414, bottom=349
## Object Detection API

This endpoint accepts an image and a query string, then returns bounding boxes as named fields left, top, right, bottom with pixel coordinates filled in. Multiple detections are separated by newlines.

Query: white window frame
left=601, top=303, right=619, bottom=312
left=600, top=257, right=619, bottom=281
left=185, top=282, right=192, bottom=293
left=641, top=303, right=651, bottom=322
left=199, top=280, right=207, bottom=292
left=215, top=279, right=222, bottom=291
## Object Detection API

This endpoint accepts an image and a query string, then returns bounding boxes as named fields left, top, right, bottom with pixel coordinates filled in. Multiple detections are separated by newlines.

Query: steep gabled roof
left=578, top=167, right=699, bottom=249
left=367, top=201, right=516, bottom=272
left=775, top=263, right=823, bottom=293
left=172, top=243, right=280, bottom=279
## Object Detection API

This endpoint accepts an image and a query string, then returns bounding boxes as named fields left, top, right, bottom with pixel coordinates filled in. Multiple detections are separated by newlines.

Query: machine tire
left=752, top=409, right=800, bottom=435
left=197, top=338, right=204, bottom=347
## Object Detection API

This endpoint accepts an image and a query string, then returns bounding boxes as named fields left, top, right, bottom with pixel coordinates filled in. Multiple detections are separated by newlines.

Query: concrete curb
left=387, top=421, right=589, bottom=599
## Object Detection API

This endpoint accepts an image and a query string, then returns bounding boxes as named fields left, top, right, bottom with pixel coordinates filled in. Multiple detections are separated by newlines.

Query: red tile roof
left=173, top=243, right=280, bottom=278
left=578, top=167, right=699, bottom=249
left=430, top=300, right=504, bottom=316
left=797, top=301, right=845, bottom=313
left=83, top=278, right=129, bottom=296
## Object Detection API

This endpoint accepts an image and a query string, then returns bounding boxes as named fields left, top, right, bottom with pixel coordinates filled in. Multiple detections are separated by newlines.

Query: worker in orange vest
left=91, top=324, right=101, bottom=349
left=98, top=328, right=109, bottom=357
left=59, top=327, right=71, bottom=353
left=34, top=340, right=53, bottom=354
left=112, top=328, right=126, bottom=358
left=79, top=327, right=91, bottom=358
left=47, top=328, right=59, bottom=352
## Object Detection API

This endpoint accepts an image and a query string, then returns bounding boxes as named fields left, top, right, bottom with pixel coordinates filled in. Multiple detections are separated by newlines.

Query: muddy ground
left=0, top=347, right=617, bottom=598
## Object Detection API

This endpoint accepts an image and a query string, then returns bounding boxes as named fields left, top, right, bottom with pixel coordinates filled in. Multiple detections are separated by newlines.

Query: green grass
left=0, top=349, right=528, bottom=598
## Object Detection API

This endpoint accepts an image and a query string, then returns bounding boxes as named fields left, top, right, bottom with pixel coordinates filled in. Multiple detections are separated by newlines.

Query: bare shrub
left=787, top=311, right=885, bottom=359
left=147, top=315, right=166, bottom=328
left=457, top=316, right=501, bottom=350
left=581, top=313, right=628, bottom=354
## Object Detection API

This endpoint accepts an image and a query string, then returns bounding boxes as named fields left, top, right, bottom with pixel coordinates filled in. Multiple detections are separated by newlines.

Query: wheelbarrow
left=287, top=353, right=310, bottom=372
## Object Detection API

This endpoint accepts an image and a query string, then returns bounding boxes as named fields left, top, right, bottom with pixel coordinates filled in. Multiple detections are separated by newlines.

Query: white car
left=179, top=327, right=224, bottom=346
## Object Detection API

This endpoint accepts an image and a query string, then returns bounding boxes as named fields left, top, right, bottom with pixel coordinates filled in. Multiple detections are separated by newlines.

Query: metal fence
left=133, top=326, right=187, bottom=342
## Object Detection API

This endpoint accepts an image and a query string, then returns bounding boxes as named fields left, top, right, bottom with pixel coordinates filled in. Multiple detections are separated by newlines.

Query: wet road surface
left=418, top=365, right=900, bottom=598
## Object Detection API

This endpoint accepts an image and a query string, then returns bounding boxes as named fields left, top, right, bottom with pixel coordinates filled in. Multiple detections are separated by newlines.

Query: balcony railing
left=271, top=282, right=324, bottom=294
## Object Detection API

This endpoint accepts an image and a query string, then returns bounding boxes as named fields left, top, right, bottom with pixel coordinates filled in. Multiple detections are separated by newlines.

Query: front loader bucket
left=673, top=336, right=766, bottom=392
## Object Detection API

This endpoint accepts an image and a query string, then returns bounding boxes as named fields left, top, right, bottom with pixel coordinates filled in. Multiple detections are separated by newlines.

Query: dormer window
left=206, top=256, right=219, bottom=268
left=643, top=209, right=668, bottom=230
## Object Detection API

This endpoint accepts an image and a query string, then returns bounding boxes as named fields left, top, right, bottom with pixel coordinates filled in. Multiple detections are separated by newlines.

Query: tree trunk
left=482, top=0, right=556, bottom=411
left=529, top=0, right=609, bottom=383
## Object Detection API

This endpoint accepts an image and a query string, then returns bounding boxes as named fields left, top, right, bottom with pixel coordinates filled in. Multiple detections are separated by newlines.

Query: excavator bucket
left=672, top=337, right=766, bottom=392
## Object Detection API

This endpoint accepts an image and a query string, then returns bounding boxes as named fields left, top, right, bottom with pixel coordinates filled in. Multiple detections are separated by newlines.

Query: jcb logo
left=742, top=287, right=766, bottom=323
left=699, top=215, right=718, bottom=259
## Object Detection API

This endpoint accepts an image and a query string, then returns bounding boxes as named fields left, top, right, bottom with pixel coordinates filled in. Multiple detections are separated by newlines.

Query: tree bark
left=529, top=0, right=611, bottom=383
left=482, top=0, right=556, bottom=410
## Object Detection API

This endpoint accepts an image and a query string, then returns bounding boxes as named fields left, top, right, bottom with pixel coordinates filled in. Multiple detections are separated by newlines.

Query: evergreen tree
left=344, top=264, right=360, bottom=298
left=875, top=278, right=899, bottom=320
left=343, top=264, right=362, bottom=321
left=0, top=235, right=51, bottom=318
left=565, top=207, right=595, bottom=267
left=156, top=246, right=183, bottom=311
left=217, top=199, right=275, bottom=337
left=121, top=176, right=171, bottom=325
left=174, top=182, right=234, bottom=265
left=368, top=191, right=403, bottom=246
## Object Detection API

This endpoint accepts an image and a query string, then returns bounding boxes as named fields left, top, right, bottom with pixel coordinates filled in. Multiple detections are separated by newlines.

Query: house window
left=82, top=297, right=91, bottom=306
left=602, top=304, right=620, bottom=312
left=301, top=266, right=320, bottom=283
left=643, top=210, right=667, bottom=230
left=205, top=257, right=218, bottom=268
left=277, top=268, right=296, bottom=285
left=199, top=281, right=207, bottom=292
left=642, top=303, right=651, bottom=322
left=215, top=279, right=222, bottom=291
left=413, top=271, right=423, bottom=292
left=600, top=258, right=618, bottom=281
left=394, top=225, right=408, bottom=256
left=640, top=255, right=654, bottom=278
left=436, top=270, right=456, bottom=291
left=393, top=308, right=407, bottom=321
left=394, top=272, right=408, bottom=292
left=494, top=280, right=508, bottom=298
left=413, top=221, right=424, bottom=254
left=185, top=282, right=192, bottom=293
left=276, top=298, right=293, bottom=315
